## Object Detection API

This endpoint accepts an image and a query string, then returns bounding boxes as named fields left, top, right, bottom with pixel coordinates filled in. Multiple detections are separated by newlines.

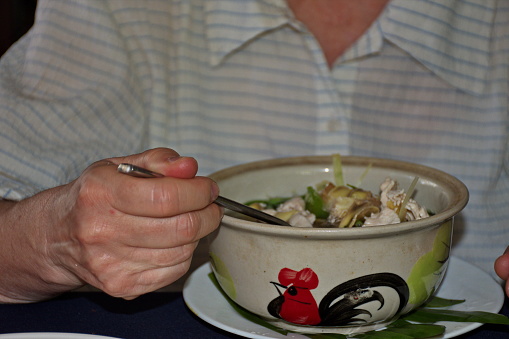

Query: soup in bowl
left=207, top=156, right=469, bottom=334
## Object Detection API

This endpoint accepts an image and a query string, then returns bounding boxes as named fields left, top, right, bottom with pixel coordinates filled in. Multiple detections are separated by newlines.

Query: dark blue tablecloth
left=0, top=292, right=507, bottom=339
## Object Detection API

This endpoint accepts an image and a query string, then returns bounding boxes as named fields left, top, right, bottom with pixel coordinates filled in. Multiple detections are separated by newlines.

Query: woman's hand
left=0, top=148, right=222, bottom=302
left=495, top=246, right=509, bottom=297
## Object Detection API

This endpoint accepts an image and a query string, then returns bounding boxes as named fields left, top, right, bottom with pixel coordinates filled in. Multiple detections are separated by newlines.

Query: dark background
left=0, top=0, right=37, bottom=56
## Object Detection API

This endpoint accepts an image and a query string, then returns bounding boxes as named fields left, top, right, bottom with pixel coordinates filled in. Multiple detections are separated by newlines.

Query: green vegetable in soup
left=245, top=197, right=292, bottom=209
left=304, top=186, right=329, bottom=219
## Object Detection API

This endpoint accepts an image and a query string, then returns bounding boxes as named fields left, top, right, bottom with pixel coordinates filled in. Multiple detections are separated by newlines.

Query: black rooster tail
left=318, top=273, right=409, bottom=326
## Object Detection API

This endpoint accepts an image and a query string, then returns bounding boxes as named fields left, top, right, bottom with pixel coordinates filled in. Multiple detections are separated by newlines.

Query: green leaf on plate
left=385, top=320, right=446, bottom=338
left=422, top=296, right=465, bottom=308
left=403, top=308, right=509, bottom=325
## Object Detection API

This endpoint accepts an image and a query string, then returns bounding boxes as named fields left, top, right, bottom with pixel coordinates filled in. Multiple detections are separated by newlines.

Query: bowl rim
left=209, top=155, right=469, bottom=239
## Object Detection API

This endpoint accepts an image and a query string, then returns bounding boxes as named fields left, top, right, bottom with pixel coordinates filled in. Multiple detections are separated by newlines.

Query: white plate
left=0, top=334, right=120, bottom=339
left=183, top=256, right=505, bottom=339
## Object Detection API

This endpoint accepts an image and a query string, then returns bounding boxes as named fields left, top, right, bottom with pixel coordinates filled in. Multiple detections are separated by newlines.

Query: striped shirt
left=0, top=0, right=508, bottom=275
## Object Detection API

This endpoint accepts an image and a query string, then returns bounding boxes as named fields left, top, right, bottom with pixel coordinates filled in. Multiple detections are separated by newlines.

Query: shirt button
left=327, top=119, right=341, bottom=132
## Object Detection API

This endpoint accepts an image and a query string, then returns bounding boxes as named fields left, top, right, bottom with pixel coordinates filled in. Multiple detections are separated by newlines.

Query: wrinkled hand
left=495, top=246, right=509, bottom=297
left=54, top=148, right=223, bottom=299
left=1, top=148, right=222, bottom=302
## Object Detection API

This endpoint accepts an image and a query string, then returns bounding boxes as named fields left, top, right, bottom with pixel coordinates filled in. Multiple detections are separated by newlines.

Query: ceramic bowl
left=207, top=156, right=468, bottom=334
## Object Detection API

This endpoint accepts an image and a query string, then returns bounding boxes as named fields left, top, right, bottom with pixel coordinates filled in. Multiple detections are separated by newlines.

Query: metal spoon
left=117, top=163, right=291, bottom=226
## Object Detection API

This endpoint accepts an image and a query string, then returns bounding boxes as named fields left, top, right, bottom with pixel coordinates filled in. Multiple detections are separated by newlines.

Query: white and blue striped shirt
left=0, top=0, right=508, bottom=275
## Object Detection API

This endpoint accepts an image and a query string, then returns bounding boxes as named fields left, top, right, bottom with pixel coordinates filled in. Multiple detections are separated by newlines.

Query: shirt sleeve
left=0, top=0, right=147, bottom=200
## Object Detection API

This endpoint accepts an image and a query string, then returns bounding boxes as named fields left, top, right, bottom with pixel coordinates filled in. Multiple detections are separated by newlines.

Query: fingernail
left=168, top=156, right=182, bottom=162
left=211, top=181, right=220, bottom=201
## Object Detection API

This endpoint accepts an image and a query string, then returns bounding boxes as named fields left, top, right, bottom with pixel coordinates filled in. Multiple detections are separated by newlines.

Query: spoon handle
left=117, top=163, right=291, bottom=226
left=214, top=195, right=291, bottom=226
left=117, top=163, right=164, bottom=178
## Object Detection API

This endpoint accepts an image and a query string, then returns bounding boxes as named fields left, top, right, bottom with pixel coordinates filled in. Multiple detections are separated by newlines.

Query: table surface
left=0, top=291, right=507, bottom=339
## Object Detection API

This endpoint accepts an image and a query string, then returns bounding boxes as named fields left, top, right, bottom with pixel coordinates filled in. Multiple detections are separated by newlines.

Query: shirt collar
left=204, top=0, right=290, bottom=66
left=204, top=0, right=496, bottom=95
left=380, top=0, right=495, bottom=95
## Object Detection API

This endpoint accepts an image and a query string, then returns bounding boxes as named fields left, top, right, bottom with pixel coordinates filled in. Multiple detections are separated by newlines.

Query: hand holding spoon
left=117, top=163, right=291, bottom=226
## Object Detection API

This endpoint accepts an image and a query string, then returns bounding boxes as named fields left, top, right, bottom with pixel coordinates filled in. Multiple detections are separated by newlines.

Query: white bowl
left=207, top=156, right=469, bottom=334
